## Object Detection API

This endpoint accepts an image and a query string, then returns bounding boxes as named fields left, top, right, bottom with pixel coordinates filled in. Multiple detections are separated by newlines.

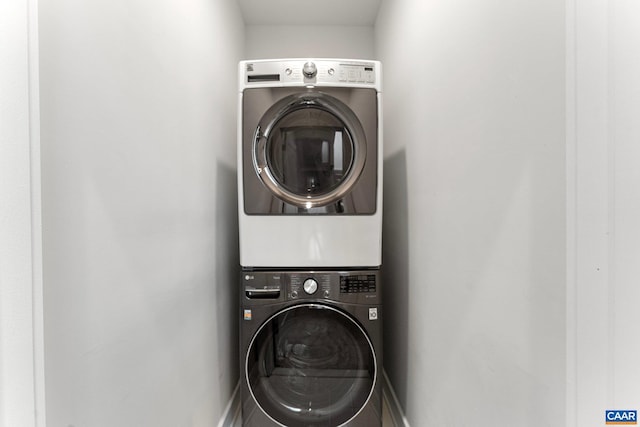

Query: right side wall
left=375, top=0, right=566, bottom=425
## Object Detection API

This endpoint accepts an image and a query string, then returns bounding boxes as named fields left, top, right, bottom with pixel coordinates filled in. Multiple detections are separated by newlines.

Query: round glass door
left=253, top=93, right=367, bottom=208
left=246, top=304, right=376, bottom=426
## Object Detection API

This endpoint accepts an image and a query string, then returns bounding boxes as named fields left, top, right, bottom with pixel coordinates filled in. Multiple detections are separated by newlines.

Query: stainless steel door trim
left=252, top=92, right=367, bottom=208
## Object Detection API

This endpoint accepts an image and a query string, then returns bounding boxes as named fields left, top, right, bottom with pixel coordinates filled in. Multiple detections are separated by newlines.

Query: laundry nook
left=3, top=0, right=640, bottom=427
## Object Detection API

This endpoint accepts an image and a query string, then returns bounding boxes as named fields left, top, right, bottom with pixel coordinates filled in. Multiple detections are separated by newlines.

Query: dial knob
left=303, top=278, right=318, bottom=295
left=303, top=62, right=317, bottom=78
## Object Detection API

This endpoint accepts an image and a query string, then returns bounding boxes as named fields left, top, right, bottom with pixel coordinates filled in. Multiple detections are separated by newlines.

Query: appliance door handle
left=245, top=288, right=281, bottom=299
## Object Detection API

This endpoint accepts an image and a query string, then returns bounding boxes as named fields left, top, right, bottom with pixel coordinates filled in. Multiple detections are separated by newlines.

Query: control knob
left=303, top=278, right=318, bottom=295
left=303, top=62, right=317, bottom=78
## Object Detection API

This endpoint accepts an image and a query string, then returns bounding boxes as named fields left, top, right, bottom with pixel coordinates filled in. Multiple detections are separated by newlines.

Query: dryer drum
left=246, top=304, right=377, bottom=426
left=253, top=93, right=367, bottom=209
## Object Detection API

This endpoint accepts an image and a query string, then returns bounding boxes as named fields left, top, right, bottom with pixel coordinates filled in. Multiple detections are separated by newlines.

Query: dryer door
left=254, top=92, right=367, bottom=209
left=246, top=304, right=377, bottom=426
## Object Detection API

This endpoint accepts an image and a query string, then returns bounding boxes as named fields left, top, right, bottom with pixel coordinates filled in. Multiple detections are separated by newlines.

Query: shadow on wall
left=215, top=161, right=240, bottom=405
left=382, top=149, right=410, bottom=412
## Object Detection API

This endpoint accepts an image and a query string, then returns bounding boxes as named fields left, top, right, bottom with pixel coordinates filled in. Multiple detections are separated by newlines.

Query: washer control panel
left=244, top=59, right=378, bottom=87
left=242, top=270, right=380, bottom=304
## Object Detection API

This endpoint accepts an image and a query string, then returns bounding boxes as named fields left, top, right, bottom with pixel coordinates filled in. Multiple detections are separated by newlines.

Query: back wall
left=245, top=25, right=375, bottom=60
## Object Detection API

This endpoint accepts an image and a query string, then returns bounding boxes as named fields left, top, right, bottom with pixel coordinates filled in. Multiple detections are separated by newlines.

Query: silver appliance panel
left=242, top=87, right=378, bottom=215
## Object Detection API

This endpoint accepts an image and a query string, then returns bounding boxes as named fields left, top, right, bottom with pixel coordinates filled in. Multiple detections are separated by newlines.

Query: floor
left=382, top=396, right=395, bottom=426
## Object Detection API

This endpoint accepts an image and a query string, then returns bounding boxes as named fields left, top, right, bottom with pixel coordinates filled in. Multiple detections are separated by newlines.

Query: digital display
left=340, top=275, right=376, bottom=293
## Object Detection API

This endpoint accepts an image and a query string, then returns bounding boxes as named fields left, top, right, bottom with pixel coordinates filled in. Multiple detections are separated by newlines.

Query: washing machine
left=238, top=59, right=382, bottom=268
left=240, top=269, right=382, bottom=426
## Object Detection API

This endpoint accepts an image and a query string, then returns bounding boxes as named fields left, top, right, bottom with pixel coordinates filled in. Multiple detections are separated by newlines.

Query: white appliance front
left=238, top=59, right=382, bottom=268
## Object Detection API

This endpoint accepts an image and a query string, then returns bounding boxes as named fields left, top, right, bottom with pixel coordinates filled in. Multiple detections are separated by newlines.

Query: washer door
left=253, top=92, right=367, bottom=209
left=246, top=304, right=376, bottom=426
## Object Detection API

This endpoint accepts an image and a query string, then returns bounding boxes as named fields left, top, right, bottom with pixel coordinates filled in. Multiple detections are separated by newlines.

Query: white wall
left=567, top=0, right=640, bottom=425
left=39, top=0, right=243, bottom=425
left=376, top=0, right=566, bottom=425
left=245, top=25, right=374, bottom=60
left=607, top=0, right=640, bottom=408
left=0, top=0, right=45, bottom=425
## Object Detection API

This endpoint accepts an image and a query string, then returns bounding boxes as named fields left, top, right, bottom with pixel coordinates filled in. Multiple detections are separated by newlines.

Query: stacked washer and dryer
left=237, top=59, right=383, bottom=427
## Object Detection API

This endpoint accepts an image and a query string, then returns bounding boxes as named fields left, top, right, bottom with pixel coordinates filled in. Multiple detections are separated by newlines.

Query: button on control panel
left=340, top=274, right=376, bottom=293
left=303, top=278, right=318, bottom=295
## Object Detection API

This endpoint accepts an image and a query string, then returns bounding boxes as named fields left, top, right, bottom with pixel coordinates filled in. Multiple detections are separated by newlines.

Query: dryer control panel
left=242, top=59, right=379, bottom=88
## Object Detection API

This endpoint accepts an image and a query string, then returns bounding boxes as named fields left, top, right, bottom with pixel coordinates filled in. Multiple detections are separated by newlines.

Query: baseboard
left=217, top=381, right=241, bottom=427
left=382, top=370, right=411, bottom=427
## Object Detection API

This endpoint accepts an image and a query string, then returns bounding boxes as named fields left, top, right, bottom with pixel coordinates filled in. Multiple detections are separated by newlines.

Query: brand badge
left=606, top=410, right=637, bottom=425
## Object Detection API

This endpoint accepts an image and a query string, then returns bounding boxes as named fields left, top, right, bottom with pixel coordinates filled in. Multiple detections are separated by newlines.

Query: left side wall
left=1, top=0, right=44, bottom=425
left=39, top=1, right=244, bottom=425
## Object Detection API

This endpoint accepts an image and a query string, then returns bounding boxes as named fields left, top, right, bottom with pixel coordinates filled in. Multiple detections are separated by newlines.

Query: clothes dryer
left=240, top=269, right=382, bottom=426
left=238, top=59, right=382, bottom=268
